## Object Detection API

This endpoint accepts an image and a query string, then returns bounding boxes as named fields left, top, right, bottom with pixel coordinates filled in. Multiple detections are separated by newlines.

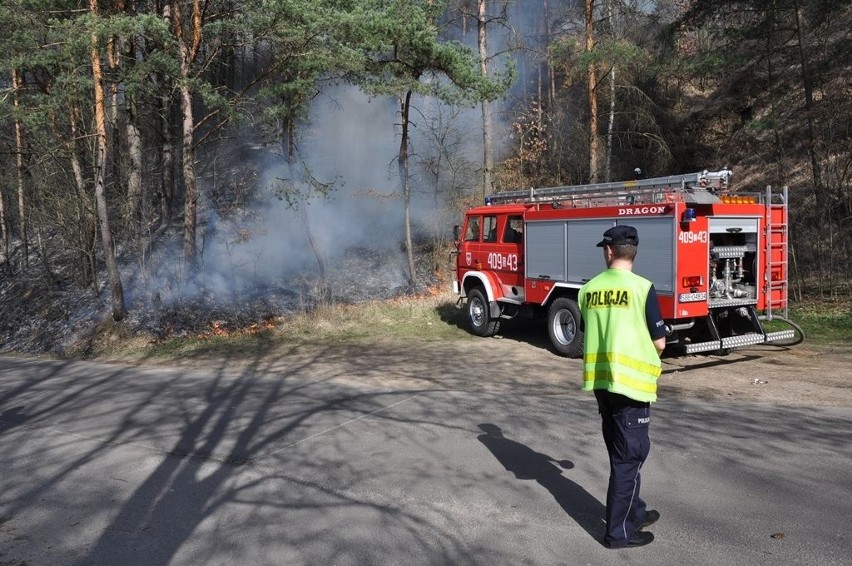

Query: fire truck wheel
left=467, top=287, right=500, bottom=337
left=547, top=297, right=584, bottom=358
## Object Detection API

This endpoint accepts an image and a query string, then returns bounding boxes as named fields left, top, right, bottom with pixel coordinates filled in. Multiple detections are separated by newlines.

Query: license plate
left=679, top=292, right=707, bottom=303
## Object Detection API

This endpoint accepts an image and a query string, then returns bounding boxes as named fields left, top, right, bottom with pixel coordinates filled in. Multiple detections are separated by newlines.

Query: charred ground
left=0, top=224, right=444, bottom=356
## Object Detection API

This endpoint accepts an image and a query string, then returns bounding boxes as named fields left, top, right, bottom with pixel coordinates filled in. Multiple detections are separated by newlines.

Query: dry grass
left=273, top=289, right=467, bottom=341
left=88, top=290, right=472, bottom=365
left=69, top=289, right=850, bottom=366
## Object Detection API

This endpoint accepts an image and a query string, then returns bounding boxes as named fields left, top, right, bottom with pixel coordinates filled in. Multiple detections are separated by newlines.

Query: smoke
left=200, top=2, right=550, bottom=303
left=132, top=85, right=487, bottom=307
left=202, top=88, right=404, bottom=278
left=131, top=1, right=565, bottom=307
left=122, top=0, right=651, bottom=311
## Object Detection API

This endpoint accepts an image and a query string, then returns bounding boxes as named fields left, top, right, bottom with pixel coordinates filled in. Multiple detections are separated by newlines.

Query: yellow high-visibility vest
left=579, top=268, right=661, bottom=402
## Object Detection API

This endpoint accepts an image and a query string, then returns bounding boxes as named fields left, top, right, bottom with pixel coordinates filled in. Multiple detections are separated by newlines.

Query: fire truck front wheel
left=467, top=287, right=501, bottom=337
left=547, top=298, right=584, bottom=358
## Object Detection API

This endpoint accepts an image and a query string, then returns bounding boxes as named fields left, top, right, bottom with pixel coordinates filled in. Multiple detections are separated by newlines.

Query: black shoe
left=628, top=531, right=655, bottom=547
left=605, top=531, right=655, bottom=549
left=640, top=509, right=660, bottom=530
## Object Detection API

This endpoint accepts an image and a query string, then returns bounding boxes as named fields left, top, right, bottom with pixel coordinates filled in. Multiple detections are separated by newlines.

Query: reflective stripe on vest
left=583, top=352, right=660, bottom=399
left=584, top=352, right=662, bottom=380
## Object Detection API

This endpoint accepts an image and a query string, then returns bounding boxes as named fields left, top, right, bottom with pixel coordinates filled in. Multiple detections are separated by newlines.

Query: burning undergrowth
left=0, top=225, right=443, bottom=355
left=1, top=103, right=452, bottom=355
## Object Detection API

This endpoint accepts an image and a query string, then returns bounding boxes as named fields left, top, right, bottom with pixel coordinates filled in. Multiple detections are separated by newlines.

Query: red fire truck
left=451, top=169, right=801, bottom=357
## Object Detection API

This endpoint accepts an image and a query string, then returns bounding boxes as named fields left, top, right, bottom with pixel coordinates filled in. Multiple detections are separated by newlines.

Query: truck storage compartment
left=707, top=218, right=759, bottom=305
left=525, top=217, right=675, bottom=292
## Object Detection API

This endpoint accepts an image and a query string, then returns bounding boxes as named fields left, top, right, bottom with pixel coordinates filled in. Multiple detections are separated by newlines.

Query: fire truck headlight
left=681, top=208, right=697, bottom=222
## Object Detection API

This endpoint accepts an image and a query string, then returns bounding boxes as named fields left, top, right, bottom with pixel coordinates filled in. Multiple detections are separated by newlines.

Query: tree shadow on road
left=0, top=405, right=28, bottom=433
left=476, top=423, right=605, bottom=544
left=0, top=349, right=480, bottom=566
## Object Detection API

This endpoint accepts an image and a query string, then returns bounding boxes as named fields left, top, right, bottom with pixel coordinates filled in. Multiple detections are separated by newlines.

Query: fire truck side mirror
left=453, top=225, right=461, bottom=247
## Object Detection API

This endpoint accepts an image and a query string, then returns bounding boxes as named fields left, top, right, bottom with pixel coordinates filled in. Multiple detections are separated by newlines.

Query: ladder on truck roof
left=486, top=169, right=732, bottom=206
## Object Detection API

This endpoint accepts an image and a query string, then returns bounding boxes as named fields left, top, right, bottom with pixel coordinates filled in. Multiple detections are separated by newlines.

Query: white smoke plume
left=131, top=85, right=486, bottom=309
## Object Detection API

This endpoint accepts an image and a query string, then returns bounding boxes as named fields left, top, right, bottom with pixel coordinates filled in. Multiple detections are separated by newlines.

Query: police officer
left=579, top=225, right=667, bottom=549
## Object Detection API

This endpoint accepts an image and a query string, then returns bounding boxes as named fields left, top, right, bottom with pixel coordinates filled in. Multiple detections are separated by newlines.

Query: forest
left=0, top=0, right=850, bottom=352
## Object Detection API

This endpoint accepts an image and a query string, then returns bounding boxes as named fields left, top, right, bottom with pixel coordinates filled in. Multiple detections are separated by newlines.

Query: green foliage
left=348, top=0, right=512, bottom=104
left=575, top=39, right=651, bottom=77
left=782, top=301, right=852, bottom=346
left=676, top=50, right=728, bottom=77
left=250, top=0, right=371, bottom=132
left=0, top=5, right=174, bottom=115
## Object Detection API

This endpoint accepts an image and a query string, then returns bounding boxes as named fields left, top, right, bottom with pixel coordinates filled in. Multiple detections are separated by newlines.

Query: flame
left=191, top=318, right=279, bottom=340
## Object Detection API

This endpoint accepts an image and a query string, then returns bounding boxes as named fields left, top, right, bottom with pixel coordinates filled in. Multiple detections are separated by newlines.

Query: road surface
left=0, top=339, right=850, bottom=565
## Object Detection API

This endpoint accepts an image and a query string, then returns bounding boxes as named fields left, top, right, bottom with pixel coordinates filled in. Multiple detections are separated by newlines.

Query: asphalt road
left=0, top=354, right=850, bottom=566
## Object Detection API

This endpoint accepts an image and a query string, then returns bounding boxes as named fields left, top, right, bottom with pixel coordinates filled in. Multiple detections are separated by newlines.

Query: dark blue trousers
left=594, top=389, right=651, bottom=547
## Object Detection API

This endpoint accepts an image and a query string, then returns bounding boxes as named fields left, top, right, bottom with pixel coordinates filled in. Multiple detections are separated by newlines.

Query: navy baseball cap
left=596, top=225, right=639, bottom=247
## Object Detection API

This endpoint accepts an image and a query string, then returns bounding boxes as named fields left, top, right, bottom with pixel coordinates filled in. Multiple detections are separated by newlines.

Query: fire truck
left=451, top=169, right=802, bottom=357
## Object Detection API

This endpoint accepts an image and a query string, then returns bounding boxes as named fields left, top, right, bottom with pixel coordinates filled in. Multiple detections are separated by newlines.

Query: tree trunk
left=35, top=226, right=56, bottom=292
left=605, top=64, right=615, bottom=182
left=764, top=2, right=787, bottom=181
left=160, top=81, right=176, bottom=224
left=0, top=90, right=8, bottom=272
left=126, top=93, right=144, bottom=233
left=544, top=0, right=556, bottom=110
left=282, top=116, right=326, bottom=285
left=12, top=69, right=29, bottom=268
left=169, top=0, right=202, bottom=271
left=604, top=0, right=616, bottom=183
left=478, top=0, right=494, bottom=200
left=180, top=75, right=198, bottom=272
left=792, top=0, right=828, bottom=293
left=0, top=165, right=8, bottom=273
left=399, top=90, right=417, bottom=287
left=106, top=35, right=120, bottom=128
left=299, top=204, right=326, bottom=288
left=68, top=100, right=98, bottom=288
left=124, top=8, right=144, bottom=234
left=792, top=0, right=822, bottom=192
left=544, top=0, right=560, bottom=183
left=90, top=0, right=127, bottom=321
left=106, top=12, right=123, bottom=212
left=585, top=0, right=600, bottom=183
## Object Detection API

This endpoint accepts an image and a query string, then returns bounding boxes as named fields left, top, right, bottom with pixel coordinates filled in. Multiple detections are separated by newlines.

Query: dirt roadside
left=656, top=342, right=851, bottom=407
left=118, top=328, right=852, bottom=409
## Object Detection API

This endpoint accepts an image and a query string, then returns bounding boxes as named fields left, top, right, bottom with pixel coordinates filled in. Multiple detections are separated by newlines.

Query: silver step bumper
left=684, top=329, right=797, bottom=355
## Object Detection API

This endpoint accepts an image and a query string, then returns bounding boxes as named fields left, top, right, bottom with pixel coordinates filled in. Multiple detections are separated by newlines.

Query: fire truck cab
left=452, top=169, right=800, bottom=357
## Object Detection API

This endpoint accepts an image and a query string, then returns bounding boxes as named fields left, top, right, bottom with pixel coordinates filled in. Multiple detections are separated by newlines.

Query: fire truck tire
left=467, top=287, right=500, bottom=337
left=547, top=297, right=584, bottom=358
